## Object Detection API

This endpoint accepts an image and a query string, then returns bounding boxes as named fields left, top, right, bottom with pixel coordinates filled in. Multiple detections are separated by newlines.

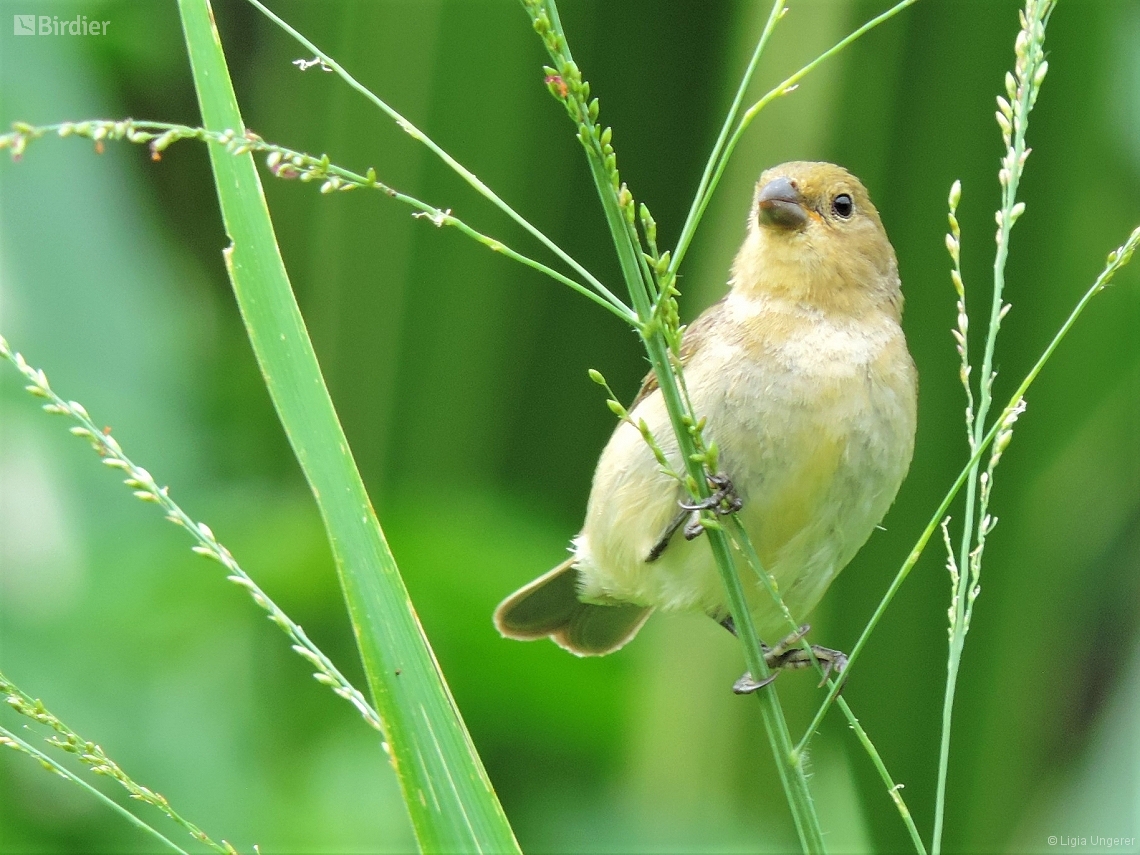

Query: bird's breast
left=576, top=299, right=916, bottom=629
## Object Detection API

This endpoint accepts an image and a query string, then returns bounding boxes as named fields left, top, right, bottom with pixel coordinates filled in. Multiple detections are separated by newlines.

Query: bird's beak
left=756, top=177, right=809, bottom=231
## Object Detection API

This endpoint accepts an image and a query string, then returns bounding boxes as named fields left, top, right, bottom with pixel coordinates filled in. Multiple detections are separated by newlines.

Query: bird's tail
left=493, top=558, right=653, bottom=657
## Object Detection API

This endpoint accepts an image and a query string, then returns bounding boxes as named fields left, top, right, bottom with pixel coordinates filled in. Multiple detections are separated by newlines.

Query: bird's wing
left=630, top=297, right=727, bottom=409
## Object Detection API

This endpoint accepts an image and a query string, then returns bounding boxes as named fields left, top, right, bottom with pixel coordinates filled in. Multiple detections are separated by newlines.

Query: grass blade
left=176, top=1, right=519, bottom=850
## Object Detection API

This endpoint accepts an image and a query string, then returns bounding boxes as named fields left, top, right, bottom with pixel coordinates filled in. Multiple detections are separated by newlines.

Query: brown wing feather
left=630, top=297, right=727, bottom=409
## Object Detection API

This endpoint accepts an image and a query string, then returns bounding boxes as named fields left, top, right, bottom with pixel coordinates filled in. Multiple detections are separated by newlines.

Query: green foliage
left=1, top=1, right=1138, bottom=853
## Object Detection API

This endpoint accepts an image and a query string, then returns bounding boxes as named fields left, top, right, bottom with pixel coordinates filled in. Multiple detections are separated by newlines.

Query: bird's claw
left=679, top=472, right=743, bottom=515
left=679, top=473, right=743, bottom=540
left=733, top=671, right=778, bottom=694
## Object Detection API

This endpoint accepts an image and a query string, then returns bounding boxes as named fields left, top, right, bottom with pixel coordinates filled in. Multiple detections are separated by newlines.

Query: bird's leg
left=761, top=624, right=812, bottom=660
left=646, top=508, right=689, bottom=563
left=716, top=618, right=848, bottom=694
left=766, top=642, right=849, bottom=688
left=679, top=473, right=744, bottom=540
left=645, top=473, right=742, bottom=562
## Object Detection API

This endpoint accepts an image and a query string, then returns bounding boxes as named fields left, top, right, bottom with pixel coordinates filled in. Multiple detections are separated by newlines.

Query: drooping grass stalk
left=933, top=4, right=1054, bottom=850
left=0, top=675, right=230, bottom=853
left=0, top=120, right=633, bottom=325
left=0, top=335, right=382, bottom=734
left=241, top=0, right=630, bottom=321
left=669, top=0, right=919, bottom=277
left=0, top=725, right=189, bottom=854
left=177, top=1, right=519, bottom=851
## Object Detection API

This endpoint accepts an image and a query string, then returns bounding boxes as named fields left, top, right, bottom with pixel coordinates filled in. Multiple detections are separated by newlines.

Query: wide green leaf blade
left=176, top=1, right=520, bottom=851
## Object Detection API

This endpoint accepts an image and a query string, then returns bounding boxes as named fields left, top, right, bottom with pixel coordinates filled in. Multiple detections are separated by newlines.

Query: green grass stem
left=796, top=221, right=1140, bottom=764
left=934, top=4, right=1054, bottom=850
left=669, top=0, right=919, bottom=278
left=528, top=0, right=833, bottom=848
left=0, top=725, right=189, bottom=854
left=243, top=0, right=630, bottom=321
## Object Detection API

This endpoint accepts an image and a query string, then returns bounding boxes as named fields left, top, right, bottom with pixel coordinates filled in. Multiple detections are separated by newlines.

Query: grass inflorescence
left=0, top=335, right=382, bottom=735
left=0, top=672, right=235, bottom=852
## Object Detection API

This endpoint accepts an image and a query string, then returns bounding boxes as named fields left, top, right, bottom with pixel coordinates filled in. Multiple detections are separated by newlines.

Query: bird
left=494, top=161, right=917, bottom=691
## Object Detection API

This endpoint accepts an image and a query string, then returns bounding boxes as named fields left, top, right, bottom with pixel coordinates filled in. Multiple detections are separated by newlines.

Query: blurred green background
left=1, top=0, right=1137, bottom=852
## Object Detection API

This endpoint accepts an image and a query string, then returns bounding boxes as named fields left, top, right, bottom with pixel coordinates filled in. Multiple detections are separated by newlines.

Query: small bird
left=494, top=162, right=917, bottom=691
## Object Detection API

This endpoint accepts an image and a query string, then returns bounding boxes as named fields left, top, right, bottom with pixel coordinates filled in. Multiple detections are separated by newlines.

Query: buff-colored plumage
left=495, top=162, right=917, bottom=657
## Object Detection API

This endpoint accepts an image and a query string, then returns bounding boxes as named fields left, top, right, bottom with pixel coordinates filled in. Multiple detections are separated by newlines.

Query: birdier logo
left=13, top=14, right=109, bottom=36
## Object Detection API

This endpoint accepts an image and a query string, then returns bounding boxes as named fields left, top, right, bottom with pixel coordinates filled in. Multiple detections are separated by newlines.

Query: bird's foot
left=646, top=473, right=742, bottom=562
left=679, top=473, right=743, bottom=540
left=765, top=639, right=848, bottom=689
left=727, top=623, right=849, bottom=694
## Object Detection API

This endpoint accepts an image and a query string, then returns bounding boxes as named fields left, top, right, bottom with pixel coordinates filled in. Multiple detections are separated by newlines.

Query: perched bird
left=494, top=162, right=917, bottom=690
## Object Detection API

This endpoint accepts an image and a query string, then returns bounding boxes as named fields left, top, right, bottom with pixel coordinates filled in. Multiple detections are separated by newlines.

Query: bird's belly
left=729, top=371, right=913, bottom=631
left=575, top=343, right=915, bottom=637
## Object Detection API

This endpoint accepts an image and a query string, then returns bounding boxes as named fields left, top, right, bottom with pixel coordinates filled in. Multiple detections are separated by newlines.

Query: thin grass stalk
left=669, top=0, right=919, bottom=277
left=0, top=671, right=234, bottom=853
left=0, top=335, right=383, bottom=733
left=527, top=1, right=827, bottom=849
left=838, top=698, right=925, bottom=854
left=933, top=4, right=1054, bottom=850
left=243, top=0, right=630, bottom=320
left=0, top=725, right=189, bottom=854
left=798, top=222, right=1140, bottom=759
left=0, top=120, right=631, bottom=324
left=728, top=521, right=926, bottom=853
left=670, top=0, right=787, bottom=272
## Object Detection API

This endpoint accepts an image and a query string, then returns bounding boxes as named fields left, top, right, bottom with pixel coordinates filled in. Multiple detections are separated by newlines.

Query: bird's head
left=731, top=161, right=902, bottom=318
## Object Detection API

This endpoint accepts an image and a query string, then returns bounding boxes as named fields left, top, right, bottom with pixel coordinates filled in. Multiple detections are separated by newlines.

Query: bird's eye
left=832, top=194, right=854, bottom=219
